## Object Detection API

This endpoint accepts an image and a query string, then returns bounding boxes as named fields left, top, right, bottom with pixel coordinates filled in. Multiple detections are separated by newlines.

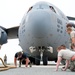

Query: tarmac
left=0, top=65, right=75, bottom=75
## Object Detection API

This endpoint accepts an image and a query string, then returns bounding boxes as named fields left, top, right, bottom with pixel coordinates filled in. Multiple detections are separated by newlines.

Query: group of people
left=14, top=22, right=75, bottom=72
left=56, top=22, right=75, bottom=71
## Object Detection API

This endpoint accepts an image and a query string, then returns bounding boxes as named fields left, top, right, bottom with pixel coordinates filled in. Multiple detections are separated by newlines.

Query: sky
left=0, top=0, right=75, bottom=63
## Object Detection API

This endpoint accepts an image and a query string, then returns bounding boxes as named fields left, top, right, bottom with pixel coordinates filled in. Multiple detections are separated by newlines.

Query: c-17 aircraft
left=0, top=1, right=75, bottom=65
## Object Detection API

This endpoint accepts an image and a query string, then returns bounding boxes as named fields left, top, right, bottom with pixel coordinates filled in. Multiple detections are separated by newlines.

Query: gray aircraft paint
left=18, top=1, right=70, bottom=64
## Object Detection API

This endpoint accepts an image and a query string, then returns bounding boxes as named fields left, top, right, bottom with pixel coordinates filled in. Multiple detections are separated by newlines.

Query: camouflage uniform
left=70, top=60, right=75, bottom=71
left=69, top=30, right=75, bottom=71
left=66, top=23, right=75, bottom=71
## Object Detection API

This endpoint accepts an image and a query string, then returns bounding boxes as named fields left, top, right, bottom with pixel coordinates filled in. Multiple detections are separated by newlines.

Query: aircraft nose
left=26, top=10, right=50, bottom=38
left=32, top=22, right=46, bottom=38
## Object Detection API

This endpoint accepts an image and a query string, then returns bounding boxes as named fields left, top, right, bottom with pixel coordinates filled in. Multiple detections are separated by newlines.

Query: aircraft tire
left=35, top=56, right=40, bottom=65
left=43, top=56, right=48, bottom=65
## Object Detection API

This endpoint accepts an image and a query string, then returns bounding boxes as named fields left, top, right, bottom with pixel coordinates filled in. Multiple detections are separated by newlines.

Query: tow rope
left=0, top=58, right=16, bottom=71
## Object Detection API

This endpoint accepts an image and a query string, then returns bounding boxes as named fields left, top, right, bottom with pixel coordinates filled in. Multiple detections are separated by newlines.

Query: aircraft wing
left=5, top=26, right=19, bottom=39
left=67, top=16, right=75, bottom=20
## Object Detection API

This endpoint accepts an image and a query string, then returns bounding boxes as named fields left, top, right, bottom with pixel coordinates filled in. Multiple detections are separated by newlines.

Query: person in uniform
left=66, top=23, right=75, bottom=71
left=66, top=23, right=75, bottom=49
left=55, top=45, right=75, bottom=71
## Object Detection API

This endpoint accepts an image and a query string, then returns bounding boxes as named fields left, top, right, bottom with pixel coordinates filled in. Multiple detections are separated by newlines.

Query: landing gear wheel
left=35, top=56, right=40, bottom=65
left=43, top=56, right=48, bottom=65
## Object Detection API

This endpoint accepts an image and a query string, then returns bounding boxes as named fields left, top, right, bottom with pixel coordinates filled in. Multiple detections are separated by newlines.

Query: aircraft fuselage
left=18, top=1, right=70, bottom=65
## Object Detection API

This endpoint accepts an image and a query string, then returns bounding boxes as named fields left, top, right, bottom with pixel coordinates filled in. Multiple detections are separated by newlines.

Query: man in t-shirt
left=14, top=51, right=30, bottom=67
left=55, top=45, right=75, bottom=71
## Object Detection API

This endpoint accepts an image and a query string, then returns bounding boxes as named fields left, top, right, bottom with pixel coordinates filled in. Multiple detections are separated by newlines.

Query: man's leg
left=19, top=60, right=21, bottom=67
left=70, top=61, right=75, bottom=71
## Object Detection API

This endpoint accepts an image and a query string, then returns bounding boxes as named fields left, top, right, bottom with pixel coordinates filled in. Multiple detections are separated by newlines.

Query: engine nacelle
left=0, top=27, right=7, bottom=45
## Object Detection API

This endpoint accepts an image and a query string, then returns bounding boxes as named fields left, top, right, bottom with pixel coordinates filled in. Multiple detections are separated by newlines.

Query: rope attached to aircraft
left=0, top=52, right=42, bottom=71
left=0, top=58, right=16, bottom=71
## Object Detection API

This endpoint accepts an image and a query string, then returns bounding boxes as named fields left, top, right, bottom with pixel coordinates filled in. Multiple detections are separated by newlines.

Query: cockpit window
left=27, top=6, right=33, bottom=13
left=49, top=6, right=56, bottom=13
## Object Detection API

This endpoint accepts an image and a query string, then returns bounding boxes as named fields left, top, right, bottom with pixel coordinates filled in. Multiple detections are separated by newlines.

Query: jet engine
left=0, top=26, right=7, bottom=45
